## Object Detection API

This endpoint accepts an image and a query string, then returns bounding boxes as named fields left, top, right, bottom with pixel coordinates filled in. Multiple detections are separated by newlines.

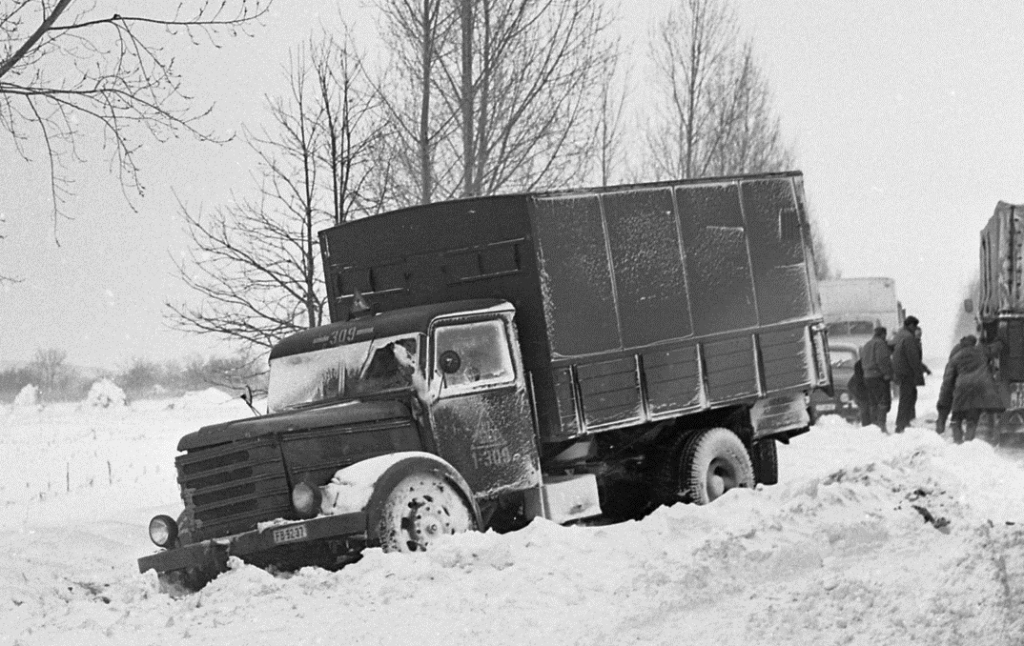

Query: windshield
left=267, top=335, right=421, bottom=412
left=827, top=321, right=875, bottom=338
left=830, top=347, right=858, bottom=369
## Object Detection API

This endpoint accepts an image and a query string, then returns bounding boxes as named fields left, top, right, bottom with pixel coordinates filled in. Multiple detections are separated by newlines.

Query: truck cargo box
left=319, top=172, right=827, bottom=444
left=979, top=201, right=1024, bottom=384
left=980, top=201, right=1024, bottom=319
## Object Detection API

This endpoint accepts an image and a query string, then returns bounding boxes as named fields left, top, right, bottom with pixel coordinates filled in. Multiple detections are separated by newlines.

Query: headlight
left=839, top=392, right=850, bottom=403
left=149, top=514, right=179, bottom=548
left=292, top=482, right=322, bottom=518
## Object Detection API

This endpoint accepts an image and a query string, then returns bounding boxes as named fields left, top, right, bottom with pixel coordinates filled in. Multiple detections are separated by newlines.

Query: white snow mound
left=13, top=383, right=40, bottom=407
left=84, top=378, right=127, bottom=408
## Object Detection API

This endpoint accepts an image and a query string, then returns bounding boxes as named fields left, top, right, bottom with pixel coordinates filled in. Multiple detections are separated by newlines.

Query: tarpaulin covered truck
left=976, top=201, right=1024, bottom=439
left=139, top=171, right=831, bottom=589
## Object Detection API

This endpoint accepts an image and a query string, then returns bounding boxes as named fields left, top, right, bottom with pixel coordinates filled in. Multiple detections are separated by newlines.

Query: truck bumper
left=138, top=511, right=368, bottom=575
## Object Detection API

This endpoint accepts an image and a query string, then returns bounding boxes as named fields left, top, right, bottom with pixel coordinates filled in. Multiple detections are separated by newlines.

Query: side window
left=434, top=319, right=515, bottom=394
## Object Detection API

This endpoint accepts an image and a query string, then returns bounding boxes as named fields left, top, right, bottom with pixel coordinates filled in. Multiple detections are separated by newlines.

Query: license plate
left=816, top=403, right=836, bottom=411
left=272, top=524, right=308, bottom=545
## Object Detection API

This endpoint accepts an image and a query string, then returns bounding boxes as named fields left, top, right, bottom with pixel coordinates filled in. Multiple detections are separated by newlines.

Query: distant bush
left=0, top=366, right=35, bottom=403
left=0, top=349, right=266, bottom=403
left=0, top=348, right=94, bottom=403
left=113, top=351, right=267, bottom=400
left=177, top=353, right=268, bottom=395
left=115, top=357, right=166, bottom=400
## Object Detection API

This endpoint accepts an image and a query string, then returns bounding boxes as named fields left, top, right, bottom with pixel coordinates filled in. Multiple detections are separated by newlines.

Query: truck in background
left=812, top=277, right=904, bottom=421
left=976, top=201, right=1024, bottom=440
left=139, top=172, right=831, bottom=590
left=818, top=278, right=904, bottom=347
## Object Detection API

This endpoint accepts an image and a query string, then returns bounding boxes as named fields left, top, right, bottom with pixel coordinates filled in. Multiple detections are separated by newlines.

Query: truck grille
left=176, top=436, right=292, bottom=542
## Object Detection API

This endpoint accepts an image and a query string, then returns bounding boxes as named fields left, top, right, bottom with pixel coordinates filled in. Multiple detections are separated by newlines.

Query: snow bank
left=13, top=383, right=40, bottom=408
left=83, top=378, right=127, bottom=408
left=2, top=399, right=1024, bottom=645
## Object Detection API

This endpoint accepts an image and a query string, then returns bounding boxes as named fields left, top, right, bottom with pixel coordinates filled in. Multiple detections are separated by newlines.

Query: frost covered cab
left=140, top=171, right=831, bottom=589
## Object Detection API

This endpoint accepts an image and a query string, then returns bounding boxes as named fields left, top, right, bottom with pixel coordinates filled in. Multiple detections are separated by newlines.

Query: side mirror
left=240, top=385, right=261, bottom=416
left=963, top=298, right=974, bottom=314
left=439, top=350, right=462, bottom=374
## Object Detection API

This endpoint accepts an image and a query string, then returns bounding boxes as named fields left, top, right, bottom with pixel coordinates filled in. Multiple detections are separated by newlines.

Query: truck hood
left=177, top=398, right=412, bottom=452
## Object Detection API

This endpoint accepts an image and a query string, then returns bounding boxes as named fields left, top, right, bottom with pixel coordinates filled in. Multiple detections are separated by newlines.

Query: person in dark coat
left=941, top=339, right=1005, bottom=443
left=892, top=315, right=927, bottom=433
left=860, top=326, right=893, bottom=432
left=936, top=335, right=979, bottom=435
left=847, top=359, right=872, bottom=426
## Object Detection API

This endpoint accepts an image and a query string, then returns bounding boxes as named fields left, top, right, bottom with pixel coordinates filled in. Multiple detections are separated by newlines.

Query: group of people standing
left=850, top=316, right=929, bottom=434
left=847, top=315, right=1004, bottom=442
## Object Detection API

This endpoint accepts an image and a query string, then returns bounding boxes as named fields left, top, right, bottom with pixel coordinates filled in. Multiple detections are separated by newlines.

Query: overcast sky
left=2, top=0, right=1022, bottom=370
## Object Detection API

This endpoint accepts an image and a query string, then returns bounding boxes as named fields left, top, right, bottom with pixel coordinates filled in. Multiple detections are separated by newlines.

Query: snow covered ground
left=2, top=382, right=1024, bottom=646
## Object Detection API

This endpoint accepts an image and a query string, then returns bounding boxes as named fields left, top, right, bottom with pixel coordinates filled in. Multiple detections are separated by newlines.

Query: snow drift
left=1, top=391, right=1023, bottom=645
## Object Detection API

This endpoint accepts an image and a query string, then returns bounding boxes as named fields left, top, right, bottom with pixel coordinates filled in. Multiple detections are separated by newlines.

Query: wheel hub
left=406, top=499, right=453, bottom=549
left=706, top=458, right=737, bottom=501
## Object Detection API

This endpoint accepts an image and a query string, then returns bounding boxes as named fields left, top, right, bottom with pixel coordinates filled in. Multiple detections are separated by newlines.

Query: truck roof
left=269, top=298, right=511, bottom=360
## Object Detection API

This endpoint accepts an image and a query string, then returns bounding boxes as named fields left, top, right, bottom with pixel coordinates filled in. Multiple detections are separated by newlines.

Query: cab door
left=426, top=312, right=541, bottom=497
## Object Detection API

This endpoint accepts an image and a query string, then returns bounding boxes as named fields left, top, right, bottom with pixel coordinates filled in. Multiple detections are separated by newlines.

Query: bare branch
left=0, top=0, right=272, bottom=225
left=645, top=0, right=789, bottom=181
left=168, top=31, right=390, bottom=352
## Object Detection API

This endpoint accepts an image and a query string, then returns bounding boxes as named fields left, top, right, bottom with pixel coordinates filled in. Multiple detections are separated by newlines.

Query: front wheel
left=655, top=428, right=755, bottom=505
left=376, top=471, right=477, bottom=553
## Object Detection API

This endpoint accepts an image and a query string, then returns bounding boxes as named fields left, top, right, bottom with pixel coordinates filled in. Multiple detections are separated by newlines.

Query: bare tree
left=375, top=0, right=459, bottom=205
left=378, top=0, right=615, bottom=204
left=311, top=31, right=393, bottom=224
left=29, top=347, right=69, bottom=396
left=168, top=34, right=388, bottom=352
left=593, top=41, right=628, bottom=187
left=0, top=0, right=271, bottom=224
left=646, top=0, right=791, bottom=180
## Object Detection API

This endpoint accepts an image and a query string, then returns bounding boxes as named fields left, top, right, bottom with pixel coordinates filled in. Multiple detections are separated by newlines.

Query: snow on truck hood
left=176, top=398, right=412, bottom=451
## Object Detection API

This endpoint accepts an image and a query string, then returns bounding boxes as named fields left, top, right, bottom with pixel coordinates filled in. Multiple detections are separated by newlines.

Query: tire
left=374, top=471, right=477, bottom=553
left=656, top=428, right=754, bottom=505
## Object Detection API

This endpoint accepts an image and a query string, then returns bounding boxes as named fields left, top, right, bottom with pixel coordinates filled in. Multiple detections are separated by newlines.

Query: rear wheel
left=376, top=472, right=476, bottom=552
left=655, top=428, right=754, bottom=505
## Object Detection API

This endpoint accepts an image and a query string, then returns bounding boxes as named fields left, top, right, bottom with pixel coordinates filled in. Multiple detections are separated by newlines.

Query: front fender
left=338, top=452, right=481, bottom=545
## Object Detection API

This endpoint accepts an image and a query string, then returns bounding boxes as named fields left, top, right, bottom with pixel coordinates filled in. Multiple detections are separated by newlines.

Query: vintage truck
left=811, top=277, right=905, bottom=421
left=139, top=171, right=831, bottom=589
left=818, top=277, right=904, bottom=347
left=975, top=201, right=1024, bottom=440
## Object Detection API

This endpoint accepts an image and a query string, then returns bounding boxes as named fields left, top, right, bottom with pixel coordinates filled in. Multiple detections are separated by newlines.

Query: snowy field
left=2, top=383, right=1024, bottom=646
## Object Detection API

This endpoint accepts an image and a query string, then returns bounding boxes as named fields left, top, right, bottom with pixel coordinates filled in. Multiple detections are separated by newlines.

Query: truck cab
left=266, top=298, right=541, bottom=500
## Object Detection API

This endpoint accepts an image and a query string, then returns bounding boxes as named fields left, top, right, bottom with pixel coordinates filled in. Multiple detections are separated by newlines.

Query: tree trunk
left=419, top=0, right=435, bottom=204
left=460, top=0, right=475, bottom=197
